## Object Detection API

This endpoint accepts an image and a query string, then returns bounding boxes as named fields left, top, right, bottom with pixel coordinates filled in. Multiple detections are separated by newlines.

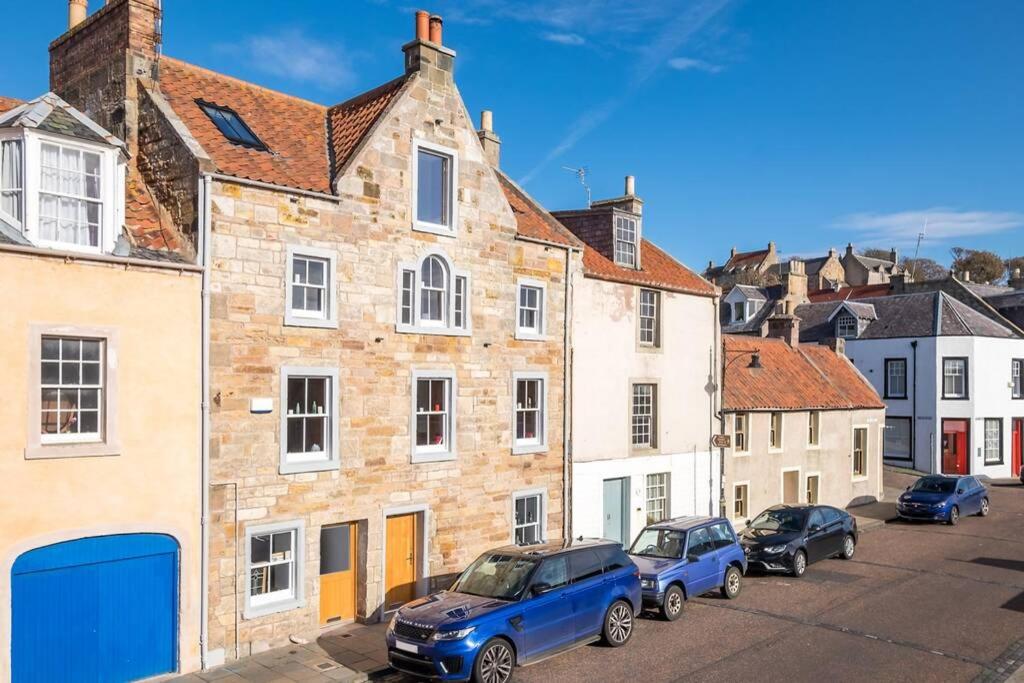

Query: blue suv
left=385, top=539, right=641, bottom=682
left=628, top=516, right=747, bottom=621
left=897, top=474, right=990, bottom=525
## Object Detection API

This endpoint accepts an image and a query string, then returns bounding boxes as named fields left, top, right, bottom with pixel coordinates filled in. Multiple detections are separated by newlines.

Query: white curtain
left=0, top=139, right=22, bottom=222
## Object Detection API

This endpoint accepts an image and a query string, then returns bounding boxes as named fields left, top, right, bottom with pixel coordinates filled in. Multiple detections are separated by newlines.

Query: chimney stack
left=963, top=270, right=971, bottom=282
left=827, top=336, right=846, bottom=356
left=730, top=246, right=737, bottom=258
left=625, top=175, right=636, bottom=196
left=404, top=10, right=455, bottom=77
left=765, top=301, right=801, bottom=347
left=1009, top=268, right=1024, bottom=290
left=477, top=110, right=501, bottom=168
left=784, top=259, right=808, bottom=304
left=68, top=0, right=87, bottom=29
left=890, top=248, right=899, bottom=264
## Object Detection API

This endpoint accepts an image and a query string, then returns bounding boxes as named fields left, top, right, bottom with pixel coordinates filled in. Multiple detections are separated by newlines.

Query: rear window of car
left=596, top=545, right=632, bottom=572
left=822, top=507, right=844, bottom=525
left=569, top=549, right=604, bottom=583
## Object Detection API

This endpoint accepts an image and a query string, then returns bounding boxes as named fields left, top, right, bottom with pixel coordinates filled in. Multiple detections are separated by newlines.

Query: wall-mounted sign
left=712, top=434, right=731, bottom=448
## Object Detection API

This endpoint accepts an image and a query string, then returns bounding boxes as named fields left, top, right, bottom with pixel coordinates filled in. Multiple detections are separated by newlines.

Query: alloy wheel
left=843, top=536, right=855, bottom=559
left=981, top=498, right=990, bottom=516
left=794, top=551, right=807, bottom=576
left=608, top=603, right=633, bottom=644
left=949, top=506, right=959, bottom=525
left=479, top=642, right=513, bottom=683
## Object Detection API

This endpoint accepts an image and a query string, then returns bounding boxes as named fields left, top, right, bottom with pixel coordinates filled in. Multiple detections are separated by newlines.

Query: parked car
left=385, top=539, right=641, bottom=683
left=739, top=505, right=857, bottom=578
left=627, top=516, right=747, bottom=621
left=896, top=474, right=990, bottom=525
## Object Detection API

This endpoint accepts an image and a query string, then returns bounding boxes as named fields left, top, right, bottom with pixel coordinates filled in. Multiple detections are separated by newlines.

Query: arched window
left=420, top=255, right=448, bottom=325
left=398, top=252, right=470, bottom=335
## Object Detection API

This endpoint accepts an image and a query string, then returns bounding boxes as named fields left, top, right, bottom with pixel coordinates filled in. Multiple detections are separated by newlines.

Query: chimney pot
left=69, top=0, right=88, bottom=29
left=429, top=14, right=443, bottom=44
left=415, top=10, right=430, bottom=41
left=963, top=270, right=971, bottom=282
left=477, top=109, right=501, bottom=167
left=625, top=175, right=636, bottom=196
left=480, top=110, right=493, bottom=133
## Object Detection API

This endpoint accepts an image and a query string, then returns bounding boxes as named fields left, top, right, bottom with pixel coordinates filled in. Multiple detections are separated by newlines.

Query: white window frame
left=411, top=138, right=459, bottom=237
left=396, top=251, right=471, bottom=336
left=515, top=278, right=547, bottom=340
left=983, top=418, right=1002, bottom=465
left=512, top=371, right=549, bottom=455
left=805, top=472, right=821, bottom=505
left=645, top=472, right=670, bottom=524
left=852, top=425, right=869, bottom=480
left=630, top=382, right=658, bottom=451
left=1013, top=359, right=1022, bottom=399
left=769, top=411, right=783, bottom=451
left=0, top=128, right=123, bottom=255
left=244, top=519, right=306, bottom=619
left=836, top=314, right=858, bottom=339
left=613, top=213, right=639, bottom=267
left=732, top=482, right=749, bottom=521
left=638, top=288, right=661, bottom=348
left=808, top=411, right=820, bottom=448
left=942, top=358, right=968, bottom=399
left=279, top=366, right=340, bottom=474
left=284, top=245, right=338, bottom=329
left=411, top=369, right=457, bottom=463
left=511, top=488, right=548, bottom=546
left=0, top=136, right=24, bottom=227
left=733, top=412, right=749, bottom=455
left=733, top=301, right=746, bottom=323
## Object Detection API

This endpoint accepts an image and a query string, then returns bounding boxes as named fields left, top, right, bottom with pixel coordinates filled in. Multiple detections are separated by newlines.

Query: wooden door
left=783, top=471, right=799, bottom=504
left=320, top=523, right=357, bottom=626
left=1012, top=419, right=1023, bottom=477
left=385, top=513, right=418, bottom=611
left=942, top=420, right=969, bottom=475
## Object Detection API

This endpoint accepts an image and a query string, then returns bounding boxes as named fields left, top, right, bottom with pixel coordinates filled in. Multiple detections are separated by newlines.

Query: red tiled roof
left=125, top=170, right=187, bottom=252
left=584, top=239, right=717, bottom=297
left=808, top=283, right=892, bottom=302
left=723, top=334, right=884, bottom=411
left=0, top=96, right=22, bottom=114
left=727, top=249, right=769, bottom=269
left=496, top=171, right=582, bottom=248
left=328, top=76, right=409, bottom=181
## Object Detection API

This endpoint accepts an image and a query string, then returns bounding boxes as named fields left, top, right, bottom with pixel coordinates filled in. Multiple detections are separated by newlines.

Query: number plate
left=395, top=640, right=418, bottom=654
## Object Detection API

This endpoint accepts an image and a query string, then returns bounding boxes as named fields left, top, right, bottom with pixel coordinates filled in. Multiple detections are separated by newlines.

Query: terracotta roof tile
left=0, top=96, right=23, bottom=114
left=583, top=238, right=717, bottom=297
left=495, top=172, right=582, bottom=248
left=723, top=334, right=884, bottom=412
left=808, top=283, right=892, bottom=302
left=328, top=76, right=409, bottom=181
left=125, top=169, right=187, bottom=253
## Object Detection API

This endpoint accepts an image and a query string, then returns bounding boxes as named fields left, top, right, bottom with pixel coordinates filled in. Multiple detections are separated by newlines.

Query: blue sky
left=3, top=0, right=1022, bottom=268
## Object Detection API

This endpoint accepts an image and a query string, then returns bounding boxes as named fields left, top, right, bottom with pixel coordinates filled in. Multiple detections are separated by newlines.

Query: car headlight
left=386, top=613, right=398, bottom=634
left=934, top=499, right=949, bottom=507
left=640, top=578, right=656, bottom=589
left=433, top=626, right=476, bottom=641
left=763, top=545, right=787, bottom=554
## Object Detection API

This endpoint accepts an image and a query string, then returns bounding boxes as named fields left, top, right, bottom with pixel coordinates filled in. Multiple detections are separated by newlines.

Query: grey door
left=603, top=478, right=629, bottom=546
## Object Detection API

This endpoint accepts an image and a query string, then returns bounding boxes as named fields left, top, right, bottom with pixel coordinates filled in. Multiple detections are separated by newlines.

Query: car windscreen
left=450, top=553, right=539, bottom=601
left=911, top=477, right=956, bottom=494
left=749, top=508, right=807, bottom=534
left=629, top=527, right=686, bottom=559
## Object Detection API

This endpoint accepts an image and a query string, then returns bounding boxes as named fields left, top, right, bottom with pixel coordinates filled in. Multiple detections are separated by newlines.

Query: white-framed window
left=631, top=383, right=657, bottom=449
left=853, top=426, right=868, bottom=478
left=984, top=418, right=1002, bottom=465
left=411, top=370, right=457, bottom=462
left=942, top=358, right=968, bottom=399
left=732, top=301, right=746, bottom=323
left=808, top=411, right=820, bottom=447
left=279, top=367, right=339, bottom=474
left=39, top=141, right=102, bottom=248
left=614, top=214, right=638, bottom=267
left=734, top=412, right=749, bottom=453
left=836, top=314, right=858, bottom=339
left=885, top=358, right=907, bottom=399
left=412, top=138, right=458, bottom=236
left=769, top=412, right=783, bottom=449
left=1012, top=359, right=1022, bottom=399
left=884, top=417, right=912, bottom=460
left=515, top=279, right=546, bottom=340
left=244, top=520, right=305, bottom=618
left=285, top=245, right=337, bottom=328
left=397, top=252, right=470, bottom=336
left=645, top=473, right=670, bottom=524
left=0, top=138, right=23, bottom=224
left=638, top=289, right=660, bottom=347
left=733, top=484, right=748, bottom=520
left=40, top=336, right=103, bottom=444
left=513, top=489, right=547, bottom=545
left=512, top=372, right=548, bottom=455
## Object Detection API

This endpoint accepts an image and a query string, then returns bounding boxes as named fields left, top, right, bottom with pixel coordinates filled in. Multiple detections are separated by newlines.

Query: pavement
left=180, top=469, right=1024, bottom=683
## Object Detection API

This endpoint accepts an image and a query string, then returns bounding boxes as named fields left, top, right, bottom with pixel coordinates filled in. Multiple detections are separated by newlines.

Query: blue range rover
left=385, top=539, right=641, bottom=682
left=627, top=516, right=747, bottom=620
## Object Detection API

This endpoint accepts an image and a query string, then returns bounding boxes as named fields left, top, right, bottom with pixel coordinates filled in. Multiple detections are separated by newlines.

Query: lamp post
left=711, top=347, right=764, bottom=516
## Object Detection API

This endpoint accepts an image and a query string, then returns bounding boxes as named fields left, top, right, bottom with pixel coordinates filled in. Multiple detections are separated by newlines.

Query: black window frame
left=884, top=357, right=908, bottom=399
left=595, top=545, right=631, bottom=573
left=883, top=416, right=913, bottom=462
left=196, top=99, right=268, bottom=151
left=941, top=357, right=969, bottom=400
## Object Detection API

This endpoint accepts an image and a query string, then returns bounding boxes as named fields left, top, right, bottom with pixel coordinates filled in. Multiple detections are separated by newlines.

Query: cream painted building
left=550, top=179, right=722, bottom=547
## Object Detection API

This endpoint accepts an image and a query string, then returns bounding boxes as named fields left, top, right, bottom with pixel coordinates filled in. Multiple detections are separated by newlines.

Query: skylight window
left=196, top=101, right=267, bottom=150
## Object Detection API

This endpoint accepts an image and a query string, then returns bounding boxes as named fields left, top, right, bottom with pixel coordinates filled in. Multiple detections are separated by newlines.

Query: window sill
left=733, top=451, right=751, bottom=458
left=25, top=441, right=120, bottom=460
left=514, top=330, right=547, bottom=342
left=884, top=396, right=908, bottom=401
left=630, top=446, right=661, bottom=456
left=941, top=396, right=969, bottom=401
left=851, top=475, right=869, bottom=483
left=396, top=323, right=471, bottom=337
left=768, top=447, right=784, bottom=454
left=412, top=449, right=457, bottom=464
left=636, top=344, right=663, bottom=354
left=807, top=444, right=821, bottom=451
left=284, top=314, right=338, bottom=330
left=512, top=444, right=548, bottom=456
left=243, top=596, right=305, bottom=620
left=412, top=221, right=456, bottom=238
left=280, top=458, right=340, bottom=475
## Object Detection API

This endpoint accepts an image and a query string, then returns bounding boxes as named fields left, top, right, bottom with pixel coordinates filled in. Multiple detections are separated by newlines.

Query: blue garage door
left=12, top=534, right=179, bottom=683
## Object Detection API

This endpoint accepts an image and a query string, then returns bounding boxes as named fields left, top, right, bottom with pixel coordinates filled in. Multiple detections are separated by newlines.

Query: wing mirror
left=685, top=553, right=700, bottom=563
left=531, top=582, right=552, bottom=596
left=808, top=524, right=821, bottom=534
left=744, top=519, right=751, bottom=527
left=956, top=489, right=964, bottom=495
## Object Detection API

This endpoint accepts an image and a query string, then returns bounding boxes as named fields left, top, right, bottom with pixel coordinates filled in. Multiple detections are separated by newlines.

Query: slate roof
left=835, top=302, right=877, bottom=320
left=796, top=291, right=1020, bottom=342
left=0, top=93, right=124, bottom=148
left=734, top=284, right=768, bottom=301
left=495, top=171, right=582, bottom=249
left=721, top=285, right=781, bottom=334
left=849, top=252, right=896, bottom=271
left=723, top=335, right=884, bottom=412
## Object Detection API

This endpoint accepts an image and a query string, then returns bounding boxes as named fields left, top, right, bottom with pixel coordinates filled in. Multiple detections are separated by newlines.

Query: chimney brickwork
left=477, top=110, right=501, bottom=168
left=403, top=11, right=455, bottom=79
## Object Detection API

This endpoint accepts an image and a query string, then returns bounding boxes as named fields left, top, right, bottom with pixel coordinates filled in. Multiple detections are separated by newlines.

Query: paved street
left=184, top=470, right=1024, bottom=683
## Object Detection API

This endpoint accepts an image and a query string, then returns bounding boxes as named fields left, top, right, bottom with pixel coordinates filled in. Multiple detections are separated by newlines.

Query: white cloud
left=542, top=32, right=585, bottom=46
left=220, top=29, right=355, bottom=90
left=834, top=208, right=1024, bottom=246
left=667, top=56, right=723, bottom=73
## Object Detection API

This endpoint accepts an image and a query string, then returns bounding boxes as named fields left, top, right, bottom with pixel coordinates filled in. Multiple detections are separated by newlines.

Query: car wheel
left=660, top=585, right=684, bottom=621
left=791, top=550, right=807, bottom=578
left=979, top=498, right=990, bottom=517
left=602, top=600, right=634, bottom=647
left=473, top=638, right=515, bottom=683
left=840, top=534, right=856, bottom=560
left=721, top=566, right=742, bottom=599
left=948, top=505, right=959, bottom=526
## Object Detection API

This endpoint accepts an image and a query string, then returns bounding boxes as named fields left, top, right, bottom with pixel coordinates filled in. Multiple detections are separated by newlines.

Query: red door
left=942, top=419, right=969, bottom=475
left=1013, top=418, right=1023, bottom=478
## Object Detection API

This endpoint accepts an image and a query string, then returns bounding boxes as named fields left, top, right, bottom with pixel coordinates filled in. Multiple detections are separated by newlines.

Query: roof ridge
left=160, top=56, right=328, bottom=110
left=941, top=291, right=973, bottom=335
left=950, top=278, right=1024, bottom=338
left=328, top=74, right=409, bottom=113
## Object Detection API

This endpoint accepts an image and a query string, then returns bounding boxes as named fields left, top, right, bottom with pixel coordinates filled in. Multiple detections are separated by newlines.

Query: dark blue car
left=385, top=539, right=641, bottom=682
left=897, top=474, right=990, bottom=525
left=627, top=516, right=747, bottom=621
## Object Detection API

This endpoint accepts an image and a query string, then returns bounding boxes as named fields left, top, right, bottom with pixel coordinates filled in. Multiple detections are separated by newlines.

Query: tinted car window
left=687, top=528, right=714, bottom=557
left=822, top=507, right=844, bottom=525
left=963, top=477, right=979, bottom=491
left=569, top=550, right=604, bottom=583
left=708, top=523, right=734, bottom=549
left=532, top=556, right=569, bottom=591
left=596, top=545, right=632, bottom=572
left=912, top=477, right=956, bottom=494
left=808, top=509, right=826, bottom=530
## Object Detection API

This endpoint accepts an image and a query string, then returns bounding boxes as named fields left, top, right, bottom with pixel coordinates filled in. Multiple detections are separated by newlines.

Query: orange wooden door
left=385, top=514, right=418, bottom=610
left=320, top=523, right=357, bottom=625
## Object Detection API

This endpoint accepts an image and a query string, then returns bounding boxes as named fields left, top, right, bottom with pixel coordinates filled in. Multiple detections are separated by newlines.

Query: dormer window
left=614, top=215, right=638, bottom=267
left=836, top=313, right=858, bottom=339
left=39, top=142, right=102, bottom=248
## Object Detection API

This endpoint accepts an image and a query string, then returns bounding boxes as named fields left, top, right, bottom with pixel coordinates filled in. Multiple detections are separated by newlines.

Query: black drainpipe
left=911, top=340, right=918, bottom=467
